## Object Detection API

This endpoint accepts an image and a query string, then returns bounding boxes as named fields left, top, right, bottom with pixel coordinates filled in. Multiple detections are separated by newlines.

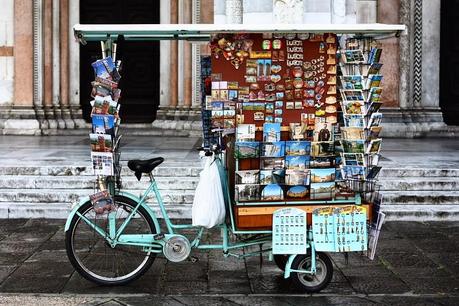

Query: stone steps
left=379, top=177, right=459, bottom=191
left=381, top=191, right=459, bottom=205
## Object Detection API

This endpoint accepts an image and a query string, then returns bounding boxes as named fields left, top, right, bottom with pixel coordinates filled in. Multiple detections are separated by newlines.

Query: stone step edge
left=381, top=204, right=459, bottom=221
left=0, top=202, right=192, bottom=219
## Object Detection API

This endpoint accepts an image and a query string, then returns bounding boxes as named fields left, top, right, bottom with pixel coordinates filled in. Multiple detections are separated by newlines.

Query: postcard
left=335, top=181, right=354, bottom=199
left=92, top=114, right=116, bottom=136
left=263, top=123, right=281, bottom=142
left=286, top=155, right=310, bottom=170
left=341, top=165, right=366, bottom=180
left=260, top=184, right=284, bottom=201
left=224, top=119, right=235, bottom=129
left=210, top=101, right=224, bottom=110
left=368, top=112, right=383, bottom=128
left=91, top=56, right=121, bottom=83
left=340, top=75, right=363, bottom=90
left=260, top=169, right=285, bottom=184
left=286, top=185, right=309, bottom=198
left=236, top=124, right=256, bottom=141
left=235, top=170, right=260, bottom=184
left=341, top=140, right=365, bottom=154
left=262, top=141, right=285, bottom=157
left=311, top=141, right=335, bottom=157
left=367, top=63, right=383, bottom=75
left=311, top=168, right=336, bottom=183
left=235, top=142, right=260, bottom=159
left=369, top=126, right=382, bottom=140
left=342, top=50, right=366, bottom=64
left=228, top=90, right=238, bottom=100
left=310, top=157, right=335, bottom=168
left=211, top=81, right=220, bottom=90
left=344, top=114, right=365, bottom=128
left=341, top=90, right=365, bottom=103
left=342, top=153, right=366, bottom=166
left=285, top=141, right=311, bottom=156
left=261, top=157, right=285, bottom=170
left=236, top=184, right=260, bottom=202
left=313, top=121, right=333, bottom=142
left=310, top=182, right=335, bottom=200
left=90, top=133, right=113, bottom=153
left=91, top=151, right=114, bottom=176
left=367, top=166, right=382, bottom=180
left=343, top=101, right=365, bottom=115
left=368, top=87, right=383, bottom=103
left=367, top=139, right=382, bottom=154
left=341, top=127, right=365, bottom=140
left=366, top=102, right=383, bottom=116
left=285, top=169, right=311, bottom=186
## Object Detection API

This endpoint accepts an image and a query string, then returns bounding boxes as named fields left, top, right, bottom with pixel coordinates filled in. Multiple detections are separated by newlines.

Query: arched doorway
left=79, top=0, right=160, bottom=123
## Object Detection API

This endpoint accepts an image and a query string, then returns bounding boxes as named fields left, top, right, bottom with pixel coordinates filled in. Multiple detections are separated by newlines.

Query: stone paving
left=0, top=219, right=458, bottom=305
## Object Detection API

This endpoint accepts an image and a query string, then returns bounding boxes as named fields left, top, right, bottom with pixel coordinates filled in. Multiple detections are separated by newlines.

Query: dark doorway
left=80, top=0, right=160, bottom=123
left=440, top=0, right=459, bottom=125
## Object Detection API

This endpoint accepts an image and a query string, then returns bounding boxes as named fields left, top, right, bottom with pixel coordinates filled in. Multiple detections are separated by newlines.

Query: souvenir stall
left=72, top=23, right=405, bottom=291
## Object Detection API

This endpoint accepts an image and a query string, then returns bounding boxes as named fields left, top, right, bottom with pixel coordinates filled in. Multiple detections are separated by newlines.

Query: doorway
left=80, top=0, right=160, bottom=123
left=440, top=0, right=459, bottom=125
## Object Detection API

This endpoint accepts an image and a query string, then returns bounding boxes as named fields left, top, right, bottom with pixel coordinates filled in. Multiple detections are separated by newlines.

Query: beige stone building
left=0, top=0, right=455, bottom=137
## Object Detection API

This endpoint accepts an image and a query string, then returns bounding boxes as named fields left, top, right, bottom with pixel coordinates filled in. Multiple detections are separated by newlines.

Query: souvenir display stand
left=73, top=23, right=404, bottom=290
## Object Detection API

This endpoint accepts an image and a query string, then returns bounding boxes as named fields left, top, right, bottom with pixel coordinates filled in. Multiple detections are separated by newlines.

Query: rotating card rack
left=88, top=39, right=123, bottom=212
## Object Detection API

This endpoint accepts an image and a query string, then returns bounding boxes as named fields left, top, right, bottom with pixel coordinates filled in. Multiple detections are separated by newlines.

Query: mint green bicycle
left=64, top=146, right=333, bottom=293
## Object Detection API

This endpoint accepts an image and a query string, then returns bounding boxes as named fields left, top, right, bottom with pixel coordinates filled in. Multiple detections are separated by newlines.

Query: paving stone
left=348, top=276, right=411, bottom=294
left=379, top=250, right=439, bottom=269
left=161, top=281, right=208, bottom=294
left=402, top=277, right=459, bottom=294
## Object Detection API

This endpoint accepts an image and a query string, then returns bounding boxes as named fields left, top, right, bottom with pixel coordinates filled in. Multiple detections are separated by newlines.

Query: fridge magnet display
left=286, top=185, right=309, bottom=198
left=236, top=170, right=260, bottom=184
left=235, top=142, right=260, bottom=158
left=261, top=184, right=284, bottom=201
left=310, top=168, right=336, bottom=183
left=310, top=182, right=335, bottom=200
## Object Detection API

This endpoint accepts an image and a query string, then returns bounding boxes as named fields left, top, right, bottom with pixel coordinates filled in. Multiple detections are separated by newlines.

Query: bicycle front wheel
left=65, top=195, right=157, bottom=285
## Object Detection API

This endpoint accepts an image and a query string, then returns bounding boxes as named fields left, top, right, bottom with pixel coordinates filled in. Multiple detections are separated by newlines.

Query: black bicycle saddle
left=128, top=157, right=164, bottom=180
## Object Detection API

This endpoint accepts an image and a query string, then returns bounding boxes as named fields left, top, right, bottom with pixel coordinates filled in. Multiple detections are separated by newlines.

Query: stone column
left=43, top=0, right=56, bottom=133
left=68, top=0, right=85, bottom=128
left=5, top=0, right=40, bottom=135
left=356, top=0, right=377, bottom=23
left=0, top=0, right=14, bottom=131
left=168, top=0, right=179, bottom=115
left=158, top=0, right=171, bottom=112
left=52, top=0, right=65, bottom=130
left=225, top=0, right=243, bottom=23
left=183, top=0, right=192, bottom=109
left=60, top=0, right=73, bottom=129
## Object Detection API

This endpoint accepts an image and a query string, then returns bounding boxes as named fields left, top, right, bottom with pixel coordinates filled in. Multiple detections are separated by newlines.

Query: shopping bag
left=192, top=155, right=226, bottom=228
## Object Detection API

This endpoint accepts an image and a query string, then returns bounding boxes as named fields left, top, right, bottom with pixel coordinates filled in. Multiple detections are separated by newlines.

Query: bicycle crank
left=163, top=235, right=191, bottom=262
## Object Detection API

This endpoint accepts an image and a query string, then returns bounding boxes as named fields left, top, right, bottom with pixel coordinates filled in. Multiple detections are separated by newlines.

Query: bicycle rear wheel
left=65, top=195, right=157, bottom=285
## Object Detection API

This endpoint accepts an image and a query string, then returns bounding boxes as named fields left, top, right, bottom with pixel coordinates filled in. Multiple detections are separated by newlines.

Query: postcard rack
left=206, top=31, right=389, bottom=233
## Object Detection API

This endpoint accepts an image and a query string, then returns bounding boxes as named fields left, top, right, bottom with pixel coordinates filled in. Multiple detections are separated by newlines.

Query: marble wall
left=0, top=0, right=14, bottom=106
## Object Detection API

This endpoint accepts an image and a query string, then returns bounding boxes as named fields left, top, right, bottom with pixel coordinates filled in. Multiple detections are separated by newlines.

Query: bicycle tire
left=65, top=195, right=157, bottom=286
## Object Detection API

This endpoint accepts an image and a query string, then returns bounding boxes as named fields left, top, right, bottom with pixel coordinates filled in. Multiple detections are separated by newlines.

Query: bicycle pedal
left=154, top=233, right=165, bottom=240
left=189, top=256, right=199, bottom=263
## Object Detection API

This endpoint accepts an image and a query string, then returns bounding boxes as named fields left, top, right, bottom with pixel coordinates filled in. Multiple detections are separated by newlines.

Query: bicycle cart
left=65, top=23, right=404, bottom=293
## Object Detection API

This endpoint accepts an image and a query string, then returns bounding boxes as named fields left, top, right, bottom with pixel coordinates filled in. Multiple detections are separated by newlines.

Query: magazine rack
left=74, top=22, right=404, bottom=244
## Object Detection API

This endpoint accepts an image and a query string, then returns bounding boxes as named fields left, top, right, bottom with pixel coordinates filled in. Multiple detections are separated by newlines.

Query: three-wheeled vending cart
left=69, top=23, right=405, bottom=293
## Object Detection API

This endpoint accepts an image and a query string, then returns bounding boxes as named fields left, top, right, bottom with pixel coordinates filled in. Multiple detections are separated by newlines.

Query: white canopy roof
left=73, top=23, right=406, bottom=43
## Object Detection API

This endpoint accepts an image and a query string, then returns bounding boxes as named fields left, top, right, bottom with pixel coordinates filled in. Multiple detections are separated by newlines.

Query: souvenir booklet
left=236, top=184, right=260, bottom=202
left=260, top=184, right=284, bottom=201
left=262, top=141, right=285, bottom=157
left=235, top=142, right=260, bottom=159
left=285, top=141, right=311, bottom=155
left=236, top=124, right=256, bottom=141
left=235, top=170, right=260, bottom=184
left=91, top=152, right=114, bottom=176
left=286, top=185, right=309, bottom=198
left=92, top=114, right=116, bottom=136
left=89, top=133, right=113, bottom=152
left=263, top=123, right=281, bottom=142
left=310, top=168, right=336, bottom=183
left=285, top=169, right=311, bottom=186
left=310, top=182, right=335, bottom=200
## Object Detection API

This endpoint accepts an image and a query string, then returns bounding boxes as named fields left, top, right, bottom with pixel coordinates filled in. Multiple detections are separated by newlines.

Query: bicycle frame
left=65, top=156, right=273, bottom=259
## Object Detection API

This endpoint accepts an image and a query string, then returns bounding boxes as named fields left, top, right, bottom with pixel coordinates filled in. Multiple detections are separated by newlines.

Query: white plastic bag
left=192, top=154, right=226, bottom=228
